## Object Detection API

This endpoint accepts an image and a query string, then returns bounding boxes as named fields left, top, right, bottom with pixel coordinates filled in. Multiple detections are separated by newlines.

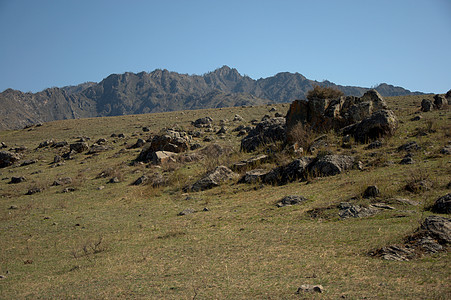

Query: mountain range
left=0, top=66, right=423, bottom=130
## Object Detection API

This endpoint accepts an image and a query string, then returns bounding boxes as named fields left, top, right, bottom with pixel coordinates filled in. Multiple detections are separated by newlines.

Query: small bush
left=306, top=85, right=344, bottom=100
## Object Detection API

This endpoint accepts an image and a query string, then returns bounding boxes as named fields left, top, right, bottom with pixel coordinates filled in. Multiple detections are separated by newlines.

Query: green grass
left=0, top=98, right=450, bottom=299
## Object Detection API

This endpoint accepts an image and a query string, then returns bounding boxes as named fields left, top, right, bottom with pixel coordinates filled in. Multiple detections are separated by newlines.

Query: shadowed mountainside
left=0, top=66, right=423, bottom=129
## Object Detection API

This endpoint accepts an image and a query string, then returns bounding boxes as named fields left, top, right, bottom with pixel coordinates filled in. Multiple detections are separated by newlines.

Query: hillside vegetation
left=0, top=94, right=449, bottom=299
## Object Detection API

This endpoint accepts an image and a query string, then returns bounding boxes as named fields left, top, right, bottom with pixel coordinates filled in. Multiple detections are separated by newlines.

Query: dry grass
left=0, top=98, right=450, bottom=299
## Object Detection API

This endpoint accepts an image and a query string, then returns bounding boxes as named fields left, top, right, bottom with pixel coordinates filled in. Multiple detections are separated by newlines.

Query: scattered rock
left=397, top=141, right=420, bottom=152
left=190, top=143, right=202, bottom=151
left=296, top=284, right=324, bottom=294
left=8, top=205, right=18, bottom=210
left=87, top=145, right=110, bottom=154
left=52, top=177, right=72, bottom=186
left=62, top=187, right=76, bottom=193
left=129, top=138, right=146, bottom=149
left=231, top=154, right=269, bottom=172
left=10, top=176, right=26, bottom=184
left=192, top=117, right=213, bottom=128
left=411, top=115, right=422, bottom=121
left=186, top=166, right=238, bottom=192
left=233, top=114, right=244, bottom=122
left=20, top=159, right=37, bottom=167
left=142, top=127, right=150, bottom=132
left=366, top=140, right=383, bottom=150
left=38, top=139, right=54, bottom=148
left=150, top=151, right=177, bottom=165
left=52, top=141, right=68, bottom=148
left=26, top=187, right=43, bottom=195
left=0, top=151, right=20, bottom=168
left=440, top=145, right=451, bottom=155
left=132, top=175, right=149, bottom=186
left=263, top=157, right=312, bottom=185
left=240, top=117, right=286, bottom=152
left=432, top=193, right=451, bottom=214
left=238, top=169, right=269, bottom=184
left=216, top=126, right=227, bottom=135
left=405, top=179, right=433, bottom=193
left=276, top=195, right=308, bottom=207
left=400, top=156, right=414, bottom=165
left=70, top=142, right=89, bottom=153
left=0, top=142, right=7, bottom=149
left=109, top=177, right=120, bottom=184
left=338, top=202, right=379, bottom=219
left=363, top=185, right=380, bottom=198
left=178, top=208, right=195, bottom=216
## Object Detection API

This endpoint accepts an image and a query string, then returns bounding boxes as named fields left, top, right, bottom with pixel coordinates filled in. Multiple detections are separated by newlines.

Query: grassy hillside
left=0, top=95, right=449, bottom=299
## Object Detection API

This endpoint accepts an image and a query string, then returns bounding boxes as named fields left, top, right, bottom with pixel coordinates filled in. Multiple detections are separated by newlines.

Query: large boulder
left=421, top=99, right=434, bottom=112
left=240, top=117, right=286, bottom=152
left=341, top=110, right=398, bottom=143
left=147, top=129, right=190, bottom=153
left=0, top=151, right=20, bottom=168
left=186, top=166, right=238, bottom=192
left=433, top=94, right=447, bottom=109
left=263, top=157, right=312, bottom=185
left=308, top=154, right=355, bottom=177
left=70, top=142, right=89, bottom=153
left=286, top=90, right=388, bottom=132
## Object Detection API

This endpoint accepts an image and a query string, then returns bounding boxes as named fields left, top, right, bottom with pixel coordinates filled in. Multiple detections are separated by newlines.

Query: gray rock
left=432, top=193, right=451, bottom=214
left=109, top=177, right=120, bottom=184
left=263, top=157, right=312, bottom=185
left=233, top=114, right=244, bottom=122
left=296, top=284, right=324, bottom=294
left=433, top=94, right=447, bottom=109
left=418, top=215, right=450, bottom=244
left=240, top=117, right=286, bottom=152
left=231, top=154, right=269, bottom=172
left=20, top=159, right=37, bottom=166
left=150, top=151, right=177, bottom=165
left=216, top=126, right=227, bottom=135
left=0, top=151, right=20, bottom=168
left=277, top=195, right=308, bottom=207
left=70, top=142, right=89, bottom=153
left=338, top=202, right=378, bottom=218
left=26, top=187, right=43, bottom=195
left=186, top=166, right=238, bottom=192
left=38, top=139, right=54, bottom=148
left=366, top=140, right=383, bottom=149
left=309, top=154, right=355, bottom=177
left=192, top=117, right=213, bottom=128
left=52, top=141, right=68, bottom=148
left=400, top=156, right=414, bottom=165
left=87, top=145, right=110, bottom=154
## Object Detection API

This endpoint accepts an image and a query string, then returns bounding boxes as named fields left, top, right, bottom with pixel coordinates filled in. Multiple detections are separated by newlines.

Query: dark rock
left=117, top=133, right=125, bottom=138
left=400, top=156, right=414, bottom=165
left=62, top=187, right=76, bottom=193
left=421, top=99, right=434, bottom=112
left=432, top=193, right=451, bottom=214
left=129, top=138, right=146, bottom=149
left=20, top=159, right=37, bottom=166
left=342, top=109, right=398, bottom=143
left=190, top=143, right=202, bottom=151
left=309, top=154, right=354, bottom=177
left=96, top=138, right=108, bottom=145
left=366, top=140, right=383, bottom=149
left=109, top=177, right=120, bottom=184
left=52, top=141, right=68, bottom=148
left=238, top=169, right=269, bottom=184
left=70, top=142, right=89, bottom=153
left=411, top=115, right=422, bottom=121
left=440, top=145, right=451, bottom=155
left=240, top=117, right=286, bottom=152
left=8, top=205, right=18, bottom=210
left=142, top=127, right=150, bottom=132
left=216, top=126, right=227, bottom=135
left=132, top=175, right=149, bottom=186
left=363, top=185, right=380, bottom=198
left=186, top=166, right=238, bottom=192
left=0, top=142, right=7, bottom=149
left=397, top=141, right=420, bottom=152
left=277, top=195, right=308, bottom=207
left=53, top=155, right=63, bottom=163
left=0, top=151, right=20, bottom=168
left=263, top=157, right=312, bottom=185
left=26, top=187, right=43, bottom=195
left=233, top=114, right=244, bottom=122
left=38, top=139, right=54, bottom=148
left=417, top=215, right=450, bottom=244
left=87, top=145, right=110, bottom=154
left=10, top=176, right=26, bottom=184
left=192, top=117, right=213, bottom=128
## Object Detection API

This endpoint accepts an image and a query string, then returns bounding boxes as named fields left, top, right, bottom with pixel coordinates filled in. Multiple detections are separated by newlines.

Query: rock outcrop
left=240, top=117, right=286, bottom=152
left=0, top=151, right=20, bottom=168
left=185, top=166, right=238, bottom=192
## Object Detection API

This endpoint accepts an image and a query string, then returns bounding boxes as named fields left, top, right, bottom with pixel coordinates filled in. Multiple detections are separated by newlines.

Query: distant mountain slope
left=0, top=66, right=423, bottom=130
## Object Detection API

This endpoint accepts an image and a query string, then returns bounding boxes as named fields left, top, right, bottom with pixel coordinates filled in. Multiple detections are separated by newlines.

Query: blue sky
left=0, top=0, right=450, bottom=93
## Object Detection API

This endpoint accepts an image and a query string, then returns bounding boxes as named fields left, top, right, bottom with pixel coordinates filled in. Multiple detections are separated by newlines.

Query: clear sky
left=0, top=0, right=450, bottom=93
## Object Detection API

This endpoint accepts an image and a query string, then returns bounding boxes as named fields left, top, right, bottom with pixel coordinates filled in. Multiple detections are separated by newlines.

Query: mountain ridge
left=0, top=66, right=424, bottom=130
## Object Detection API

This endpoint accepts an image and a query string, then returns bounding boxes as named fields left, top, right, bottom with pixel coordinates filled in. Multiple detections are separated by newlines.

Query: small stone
left=400, top=157, right=414, bottom=165
left=10, top=176, right=26, bottom=184
left=178, top=208, right=195, bottom=216
left=8, top=205, right=18, bottom=210
left=296, top=284, right=324, bottom=294
left=109, top=177, right=120, bottom=184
